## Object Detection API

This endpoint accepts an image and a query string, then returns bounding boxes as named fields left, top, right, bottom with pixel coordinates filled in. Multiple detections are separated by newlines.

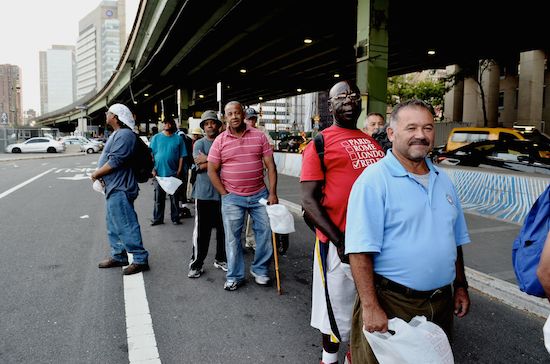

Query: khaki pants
left=350, top=283, right=454, bottom=364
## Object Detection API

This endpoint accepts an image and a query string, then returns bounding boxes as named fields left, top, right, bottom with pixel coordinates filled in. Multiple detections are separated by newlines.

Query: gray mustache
left=409, top=139, right=429, bottom=146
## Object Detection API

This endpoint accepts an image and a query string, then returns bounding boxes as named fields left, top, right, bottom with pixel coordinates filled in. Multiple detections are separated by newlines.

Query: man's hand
left=194, top=151, right=207, bottom=164
left=362, top=303, right=388, bottom=333
left=267, top=193, right=278, bottom=205
left=453, top=287, right=470, bottom=317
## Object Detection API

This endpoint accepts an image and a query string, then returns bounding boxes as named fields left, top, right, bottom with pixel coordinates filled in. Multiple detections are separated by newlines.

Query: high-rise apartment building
left=0, top=64, right=22, bottom=126
left=76, top=0, right=126, bottom=100
left=39, top=45, right=76, bottom=114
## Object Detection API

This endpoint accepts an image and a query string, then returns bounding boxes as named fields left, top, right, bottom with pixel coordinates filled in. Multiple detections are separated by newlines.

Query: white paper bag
left=259, top=198, right=295, bottom=234
left=156, top=176, right=183, bottom=195
left=363, top=315, right=454, bottom=364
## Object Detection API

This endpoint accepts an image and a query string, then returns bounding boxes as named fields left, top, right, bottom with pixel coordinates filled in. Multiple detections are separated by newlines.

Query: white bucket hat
left=108, top=103, right=135, bottom=129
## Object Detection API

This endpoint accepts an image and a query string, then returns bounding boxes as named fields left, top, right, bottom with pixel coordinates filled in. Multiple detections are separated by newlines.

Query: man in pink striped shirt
left=208, top=101, right=278, bottom=291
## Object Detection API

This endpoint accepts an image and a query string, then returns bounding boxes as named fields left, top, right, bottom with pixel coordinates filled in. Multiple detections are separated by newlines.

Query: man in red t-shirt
left=301, top=81, right=385, bottom=364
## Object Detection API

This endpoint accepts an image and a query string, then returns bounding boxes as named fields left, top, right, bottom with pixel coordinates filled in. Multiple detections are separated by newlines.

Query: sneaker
left=250, top=269, right=270, bottom=286
left=213, top=260, right=228, bottom=272
left=223, top=280, right=244, bottom=291
left=188, top=268, right=203, bottom=278
left=179, top=207, right=192, bottom=219
left=122, top=263, right=150, bottom=275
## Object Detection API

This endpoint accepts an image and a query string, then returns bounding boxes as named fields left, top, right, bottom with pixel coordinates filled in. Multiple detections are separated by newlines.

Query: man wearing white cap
left=91, top=103, right=150, bottom=275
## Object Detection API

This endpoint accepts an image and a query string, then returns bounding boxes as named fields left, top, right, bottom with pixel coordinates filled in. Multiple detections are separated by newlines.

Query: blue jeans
left=221, top=189, right=272, bottom=282
left=153, top=178, right=180, bottom=223
left=105, top=190, right=149, bottom=264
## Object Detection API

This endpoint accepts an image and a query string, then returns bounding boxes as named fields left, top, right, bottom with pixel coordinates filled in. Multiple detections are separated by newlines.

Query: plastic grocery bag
left=363, top=315, right=454, bottom=364
left=259, top=198, right=295, bottom=234
left=544, top=314, right=550, bottom=353
left=156, top=176, right=182, bottom=195
left=92, top=179, right=105, bottom=195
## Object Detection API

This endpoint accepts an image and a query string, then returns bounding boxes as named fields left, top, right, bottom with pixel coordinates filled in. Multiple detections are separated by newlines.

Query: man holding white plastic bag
left=149, top=118, right=187, bottom=226
left=345, top=100, right=471, bottom=363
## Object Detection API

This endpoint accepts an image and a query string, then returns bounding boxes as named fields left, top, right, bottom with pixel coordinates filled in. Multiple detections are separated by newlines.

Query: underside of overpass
left=36, top=0, right=548, bottom=130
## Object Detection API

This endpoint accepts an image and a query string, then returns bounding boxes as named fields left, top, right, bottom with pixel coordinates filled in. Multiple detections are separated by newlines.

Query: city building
left=76, top=0, right=126, bottom=100
left=39, top=45, right=76, bottom=114
left=251, top=91, right=331, bottom=133
left=0, top=64, right=22, bottom=126
left=24, top=109, right=37, bottom=126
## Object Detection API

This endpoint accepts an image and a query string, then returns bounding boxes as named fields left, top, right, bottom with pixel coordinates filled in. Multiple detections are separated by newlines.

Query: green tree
left=387, top=74, right=445, bottom=109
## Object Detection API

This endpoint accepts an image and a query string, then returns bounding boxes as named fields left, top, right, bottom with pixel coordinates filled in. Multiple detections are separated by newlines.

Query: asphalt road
left=0, top=154, right=549, bottom=363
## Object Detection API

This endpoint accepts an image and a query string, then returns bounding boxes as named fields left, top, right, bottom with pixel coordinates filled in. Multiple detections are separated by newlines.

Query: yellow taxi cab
left=445, top=127, right=526, bottom=152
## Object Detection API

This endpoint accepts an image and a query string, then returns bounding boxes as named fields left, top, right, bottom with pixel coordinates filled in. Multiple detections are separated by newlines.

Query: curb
left=0, top=152, right=86, bottom=162
left=279, top=198, right=550, bottom=319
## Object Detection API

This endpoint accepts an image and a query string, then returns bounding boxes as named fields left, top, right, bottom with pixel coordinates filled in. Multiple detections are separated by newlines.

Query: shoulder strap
left=313, top=133, right=325, bottom=174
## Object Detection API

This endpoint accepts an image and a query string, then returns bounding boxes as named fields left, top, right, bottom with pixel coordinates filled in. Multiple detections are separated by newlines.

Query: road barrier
left=274, top=152, right=549, bottom=224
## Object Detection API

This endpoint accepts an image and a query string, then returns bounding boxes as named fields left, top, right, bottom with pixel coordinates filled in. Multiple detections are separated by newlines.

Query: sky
left=0, top=0, right=139, bottom=115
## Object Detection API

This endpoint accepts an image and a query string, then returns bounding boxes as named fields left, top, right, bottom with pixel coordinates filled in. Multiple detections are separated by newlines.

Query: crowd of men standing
left=92, top=79, right=472, bottom=364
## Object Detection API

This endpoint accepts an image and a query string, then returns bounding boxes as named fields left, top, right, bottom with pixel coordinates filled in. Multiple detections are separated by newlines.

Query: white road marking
left=0, top=168, right=55, bottom=200
left=124, top=254, right=161, bottom=364
left=80, top=215, right=89, bottom=219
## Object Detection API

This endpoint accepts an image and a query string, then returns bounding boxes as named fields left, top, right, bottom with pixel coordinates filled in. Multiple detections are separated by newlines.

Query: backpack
left=131, top=133, right=154, bottom=183
left=302, top=133, right=325, bottom=231
left=512, top=185, right=550, bottom=297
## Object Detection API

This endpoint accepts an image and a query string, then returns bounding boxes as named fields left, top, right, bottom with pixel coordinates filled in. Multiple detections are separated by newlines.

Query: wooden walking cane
left=272, top=232, right=282, bottom=295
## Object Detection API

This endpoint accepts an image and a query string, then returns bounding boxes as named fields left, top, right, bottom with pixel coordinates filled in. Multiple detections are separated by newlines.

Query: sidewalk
left=276, top=173, right=550, bottom=318
left=2, top=151, right=549, bottom=318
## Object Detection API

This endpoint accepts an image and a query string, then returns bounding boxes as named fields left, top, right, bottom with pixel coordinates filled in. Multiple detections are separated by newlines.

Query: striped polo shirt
left=208, top=126, right=273, bottom=196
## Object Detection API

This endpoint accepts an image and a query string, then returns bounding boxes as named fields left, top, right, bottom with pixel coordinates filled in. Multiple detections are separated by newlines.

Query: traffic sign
left=1, top=112, right=8, bottom=124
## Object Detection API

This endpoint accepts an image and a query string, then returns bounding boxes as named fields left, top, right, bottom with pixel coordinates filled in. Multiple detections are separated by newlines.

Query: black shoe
left=150, top=220, right=164, bottom=226
left=180, top=208, right=192, bottom=218
left=122, top=263, right=150, bottom=275
left=172, top=220, right=182, bottom=225
left=98, top=258, right=129, bottom=268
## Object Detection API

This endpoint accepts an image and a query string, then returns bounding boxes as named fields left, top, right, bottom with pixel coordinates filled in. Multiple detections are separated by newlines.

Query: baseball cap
left=191, top=127, right=203, bottom=135
left=245, top=108, right=258, bottom=118
left=200, top=110, right=222, bottom=130
left=108, top=103, right=135, bottom=129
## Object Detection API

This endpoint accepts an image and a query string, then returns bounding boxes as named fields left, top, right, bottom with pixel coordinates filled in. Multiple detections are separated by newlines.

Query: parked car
left=445, top=127, right=527, bottom=152
left=5, top=137, right=65, bottom=153
left=277, top=135, right=306, bottom=152
left=80, top=141, right=100, bottom=154
left=61, top=136, right=103, bottom=150
left=434, top=139, right=550, bottom=175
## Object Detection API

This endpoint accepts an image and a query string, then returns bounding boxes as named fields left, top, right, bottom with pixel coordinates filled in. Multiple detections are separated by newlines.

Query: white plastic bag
left=92, top=179, right=105, bottom=195
left=259, top=198, right=295, bottom=234
left=363, top=315, right=454, bottom=364
left=544, top=314, right=550, bottom=353
left=156, top=176, right=182, bottom=195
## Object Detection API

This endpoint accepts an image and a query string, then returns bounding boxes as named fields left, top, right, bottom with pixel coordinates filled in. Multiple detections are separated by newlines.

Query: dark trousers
left=350, top=277, right=454, bottom=364
left=153, top=178, right=180, bottom=223
left=189, top=199, right=226, bottom=270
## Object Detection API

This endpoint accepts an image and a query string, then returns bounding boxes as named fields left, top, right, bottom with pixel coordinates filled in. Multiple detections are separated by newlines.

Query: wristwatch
left=453, top=280, right=469, bottom=290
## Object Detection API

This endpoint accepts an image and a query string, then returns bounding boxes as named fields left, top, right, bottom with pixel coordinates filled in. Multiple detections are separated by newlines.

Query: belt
left=374, top=274, right=451, bottom=299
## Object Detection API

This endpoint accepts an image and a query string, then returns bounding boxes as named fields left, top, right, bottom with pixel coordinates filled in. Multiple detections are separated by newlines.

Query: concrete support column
left=480, top=60, right=500, bottom=127
left=517, top=50, right=545, bottom=126
left=355, top=0, right=389, bottom=127
left=463, top=77, right=481, bottom=124
left=443, top=64, right=464, bottom=122
left=178, top=88, right=192, bottom=129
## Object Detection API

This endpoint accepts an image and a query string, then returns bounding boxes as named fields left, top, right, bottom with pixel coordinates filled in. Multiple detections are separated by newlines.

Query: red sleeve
left=300, top=141, right=324, bottom=182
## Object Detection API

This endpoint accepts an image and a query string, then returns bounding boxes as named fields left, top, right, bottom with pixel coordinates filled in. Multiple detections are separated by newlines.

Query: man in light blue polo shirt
left=345, top=99, right=471, bottom=363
